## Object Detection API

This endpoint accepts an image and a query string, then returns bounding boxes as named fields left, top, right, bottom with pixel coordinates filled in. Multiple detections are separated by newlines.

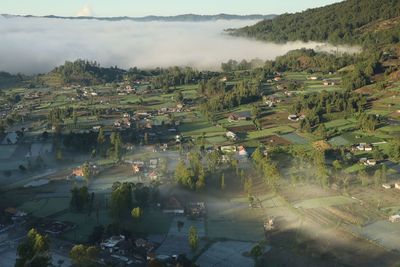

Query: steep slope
left=230, top=0, right=400, bottom=46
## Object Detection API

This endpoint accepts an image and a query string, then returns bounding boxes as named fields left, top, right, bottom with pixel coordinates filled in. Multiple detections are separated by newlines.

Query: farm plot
left=207, top=198, right=266, bottom=241
left=227, top=124, right=257, bottom=133
left=121, top=210, right=173, bottom=235
left=259, top=112, right=292, bottom=128
left=156, top=217, right=205, bottom=257
left=329, top=132, right=383, bottom=146
left=196, top=241, right=256, bottom=267
left=378, top=125, right=400, bottom=135
left=257, top=135, right=292, bottom=146
left=353, top=221, right=400, bottom=250
left=0, top=145, right=17, bottom=159
left=247, top=126, right=294, bottom=140
left=179, top=121, right=225, bottom=136
left=324, top=119, right=356, bottom=131
left=293, top=196, right=356, bottom=209
left=329, top=135, right=351, bottom=146
left=280, top=132, right=308, bottom=144
left=55, top=210, right=112, bottom=243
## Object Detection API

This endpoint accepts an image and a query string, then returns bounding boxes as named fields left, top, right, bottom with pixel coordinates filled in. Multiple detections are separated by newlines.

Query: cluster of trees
left=15, top=229, right=51, bottom=267
left=358, top=113, right=379, bottom=132
left=0, top=71, right=25, bottom=89
left=388, top=138, right=400, bottom=162
left=290, top=90, right=366, bottom=132
left=175, top=152, right=206, bottom=190
left=63, top=131, right=98, bottom=152
left=231, top=0, right=400, bottom=46
left=70, top=186, right=94, bottom=213
left=174, top=150, right=244, bottom=191
left=150, top=66, right=208, bottom=90
left=53, top=60, right=125, bottom=85
left=221, top=59, right=264, bottom=72
left=342, top=56, right=380, bottom=90
left=110, top=182, right=154, bottom=221
left=15, top=228, right=100, bottom=267
left=47, top=107, right=74, bottom=125
left=63, top=129, right=124, bottom=160
left=70, top=244, right=99, bottom=267
left=270, top=49, right=358, bottom=73
left=188, top=226, right=199, bottom=251
left=199, top=79, right=261, bottom=118
left=252, top=147, right=281, bottom=190
left=109, top=131, right=123, bottom=161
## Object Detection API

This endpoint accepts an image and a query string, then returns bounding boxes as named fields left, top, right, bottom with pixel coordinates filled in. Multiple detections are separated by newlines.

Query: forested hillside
left=230, top=0, right=400, bottom=46
left=50, top=60, right=126, bottom=86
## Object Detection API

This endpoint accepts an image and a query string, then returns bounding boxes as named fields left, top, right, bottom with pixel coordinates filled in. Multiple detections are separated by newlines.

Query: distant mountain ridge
left=0, top=13, right=277, bottom=22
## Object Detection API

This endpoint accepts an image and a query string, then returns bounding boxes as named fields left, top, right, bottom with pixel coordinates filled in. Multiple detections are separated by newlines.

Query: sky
left=1, top=0, right=343, bottom=17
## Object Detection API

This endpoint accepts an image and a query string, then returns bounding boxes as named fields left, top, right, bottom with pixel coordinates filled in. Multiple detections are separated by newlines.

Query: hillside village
left=2, top=0, right=400, bottom=266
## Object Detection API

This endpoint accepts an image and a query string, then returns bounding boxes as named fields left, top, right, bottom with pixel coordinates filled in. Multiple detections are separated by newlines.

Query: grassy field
left=179, top=121, right=225, bottom=136
left=120, top=210, right=173, bottom=235
left=18, top=197, right=70, bottom=217
left=247, top=126, right=294, bottom=140
left=56, top=210, right=112, bottom=243
left=354, top=221, right=400, bottom=250
left=207, top=197, right=266, bottom=242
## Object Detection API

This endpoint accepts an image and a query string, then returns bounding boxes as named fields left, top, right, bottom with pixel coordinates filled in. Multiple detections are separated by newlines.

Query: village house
left=132, top=162, right=144, bottom=174
left=149, top=159, right=158, bottom=169
left=308, top=76, right=319, bottom=80
left=220, top=145, right=237, bottom=153
left=4, top=207, right=27, bottom=223
left=395, top=182, right=400, bottom=189
left=283, top=90, right=293, bottom=97
left=148, top=171, right=158, bottom=181
left=225, top=131, right=238, bottom=141
left=238, top=146, right=248, bottom=157
left=221, top=154, right=230, bottom=163
left=187, top=202, right=206, bottom=218
left=389, top=214, right=400, bottom=223
left=228, top=111, right=251, bottom=122
left=101, top=235, right=126, bottom=253
left=382, top=183, right=394, bottom=189
left=356, top=143, right=373, bottom=151
left=288, top=114, right=300, bottom=122
left=72, top=163, right=99, bottom=179
left=364, top=159, right=377, bottom=166
left=163, top=196, right=184, bottom=214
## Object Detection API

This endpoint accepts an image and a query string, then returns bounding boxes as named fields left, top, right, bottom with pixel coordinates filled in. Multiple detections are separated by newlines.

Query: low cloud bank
left=0, top=17, right=359, bottom=74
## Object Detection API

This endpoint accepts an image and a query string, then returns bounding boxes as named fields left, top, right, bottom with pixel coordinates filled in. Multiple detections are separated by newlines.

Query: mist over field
left=0, top=16, right=358, bottom=74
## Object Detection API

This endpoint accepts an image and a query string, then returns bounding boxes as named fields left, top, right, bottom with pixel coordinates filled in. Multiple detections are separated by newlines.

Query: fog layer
left=0, top=17, right=359, bottom=74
